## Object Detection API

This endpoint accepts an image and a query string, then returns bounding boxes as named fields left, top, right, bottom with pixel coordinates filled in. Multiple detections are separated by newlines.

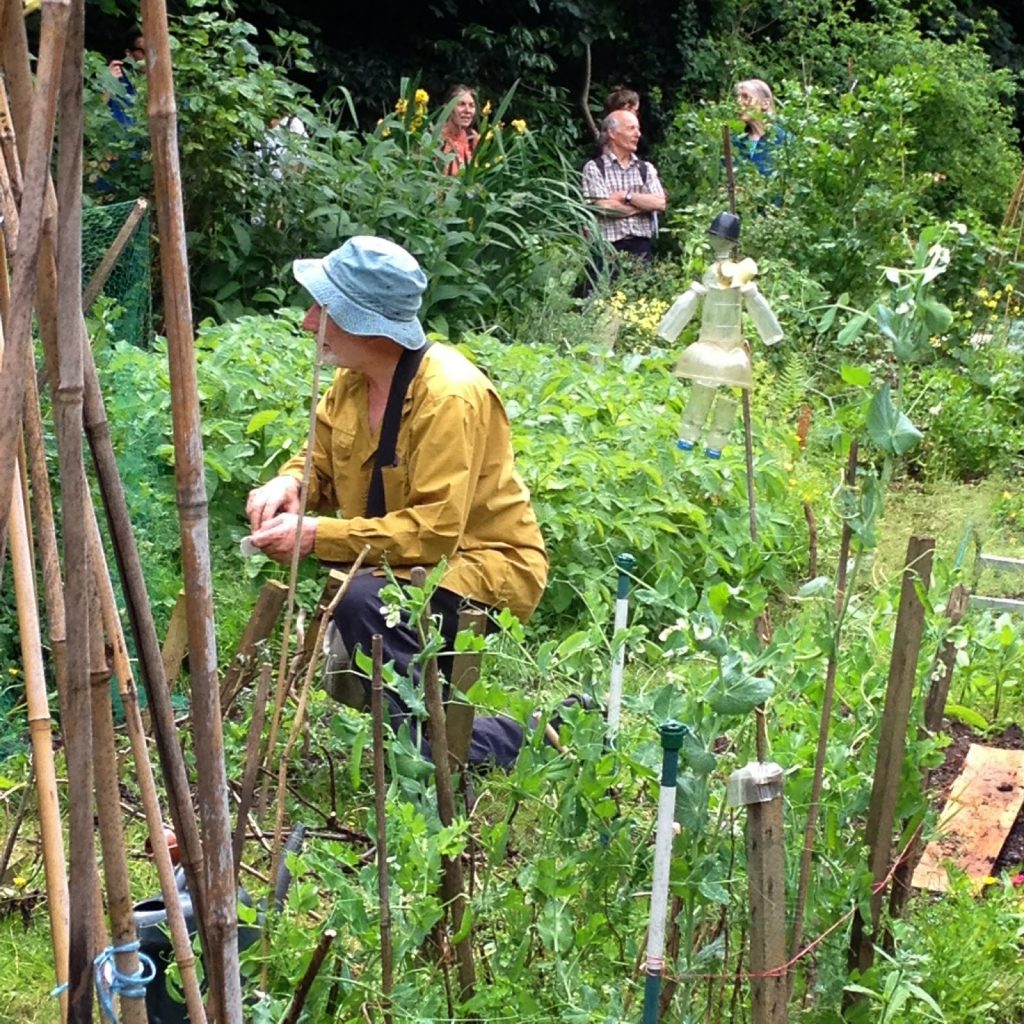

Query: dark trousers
left=331, top=573, right=525, bottom=769
left=611, top=235, right=654, bottom=262
left=582, top=235, right=654, bottom=296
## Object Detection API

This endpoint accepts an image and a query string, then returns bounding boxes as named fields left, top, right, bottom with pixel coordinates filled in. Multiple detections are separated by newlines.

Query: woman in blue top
left=734, top=78, right=789, bottom=178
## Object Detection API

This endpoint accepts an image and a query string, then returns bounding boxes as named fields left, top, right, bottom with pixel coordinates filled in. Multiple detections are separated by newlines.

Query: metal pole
left=641, top=721, right=686, bottom=1024
left=606, top=552, right=636, bottom=740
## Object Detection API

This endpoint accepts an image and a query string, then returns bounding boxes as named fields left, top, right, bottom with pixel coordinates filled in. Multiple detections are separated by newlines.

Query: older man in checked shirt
left=582, top=108, right=667, bottom=266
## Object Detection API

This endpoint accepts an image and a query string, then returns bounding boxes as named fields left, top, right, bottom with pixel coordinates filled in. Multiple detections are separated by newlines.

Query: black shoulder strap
left=365, top=342, right=432, bottom=518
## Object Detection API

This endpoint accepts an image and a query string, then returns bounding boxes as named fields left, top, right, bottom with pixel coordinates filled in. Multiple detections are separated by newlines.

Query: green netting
left=82, top=199, right=152, bottom=345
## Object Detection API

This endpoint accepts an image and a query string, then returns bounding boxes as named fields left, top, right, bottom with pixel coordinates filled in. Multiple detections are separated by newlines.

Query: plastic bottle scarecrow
left=656, top=212, right=782, bottom=458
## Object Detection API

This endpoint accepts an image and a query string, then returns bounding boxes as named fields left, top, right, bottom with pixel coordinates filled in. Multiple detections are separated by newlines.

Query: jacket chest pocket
left=330, top=427, right=356, bottom=516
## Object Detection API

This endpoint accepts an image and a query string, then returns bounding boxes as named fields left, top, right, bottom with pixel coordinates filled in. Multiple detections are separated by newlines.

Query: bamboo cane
left=6, top=442, right=69, bottom=1019
left=722, top=124, right=772, bottom=758
left=53, top=5, right=98, bottom=1016
left=139, top=2, right=240, bottom=1015
left=280, top=929, right=337, bottom=1024
left=371, top=635, right=394, bottom=1024
left=258, top=315, right=326, bottom=821
left=88, top=509, right=209, bottom=1022
left=268, top=548, right=370, bottom=893
left=231, top=662, right=271, bottom=881
left=410, top=566, right=476, bottom=1004
left=81, top=196, right=148, bottom=311
left=88, top=583, right=147, bottom=1024
left=261, top=548, right=369, bottom=993
left=2, top=1, right=214, bottom=967
left=789, top=443, right=858, bottom=977
left=0, top=0, right=68, bottom=548
left=0, top=76, right=23, bottom=225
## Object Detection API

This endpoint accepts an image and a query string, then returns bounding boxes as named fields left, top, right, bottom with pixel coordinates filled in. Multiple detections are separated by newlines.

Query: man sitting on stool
left=245, top=236, right=548, bottom=769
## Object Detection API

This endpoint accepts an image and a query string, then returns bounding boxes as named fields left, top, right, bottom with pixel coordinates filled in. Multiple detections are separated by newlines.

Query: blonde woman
left=439, top=83, right=479, bottom=176
left=734, top=78, right=790, bottom=177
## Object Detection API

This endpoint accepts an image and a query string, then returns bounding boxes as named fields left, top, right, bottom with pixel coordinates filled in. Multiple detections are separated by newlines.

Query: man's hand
left=249, top=513, right=318, bottom=564
left=246, top=475, right=301, bottom=532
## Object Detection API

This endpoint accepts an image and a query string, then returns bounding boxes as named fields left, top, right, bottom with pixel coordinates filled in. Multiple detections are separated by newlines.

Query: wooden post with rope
left=723, top=124, right=788, bottom=1024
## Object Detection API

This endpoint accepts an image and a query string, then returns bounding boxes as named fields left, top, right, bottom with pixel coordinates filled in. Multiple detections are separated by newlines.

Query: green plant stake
left=607, top=552, right=636, bottom=741
left=642, top=720, right=687, bottom=1024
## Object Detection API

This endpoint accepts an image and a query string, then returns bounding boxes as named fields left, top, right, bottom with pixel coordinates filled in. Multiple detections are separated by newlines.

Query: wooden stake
left=160, top=589, right=189, bottom=686
left=889, top=582, right=971, bottom=919
left=220, top=580, right=288, bottom=712
left=848, top=536, right=934, bottom=979
left=728, top=762, right=787, bottom=1024
left=411, top=566, right=476, bottom=1005
left=445, top=608, right=486, bottom=771
left=139, top=0, right=240, bottom=1012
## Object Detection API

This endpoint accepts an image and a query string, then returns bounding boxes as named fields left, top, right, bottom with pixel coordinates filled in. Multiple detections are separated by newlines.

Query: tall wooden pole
left=1, top=10, right=214, bottom=959
left=790, top=443, right=859, bottom=973
left=411, top=567, right=476, bottom=1004
left=88, top=588, right=147, bottom=1024
left=51, top=1, right=100, bottom=1019
left=1, top=260, right=69, bottom=1020
left=0, top=0, right=67, bottom=547
left=8, top=472, right=70, bottom=1017
left=87, top=510, right=208, bottom=1023
left=139, top=1, right=241, bottom=1017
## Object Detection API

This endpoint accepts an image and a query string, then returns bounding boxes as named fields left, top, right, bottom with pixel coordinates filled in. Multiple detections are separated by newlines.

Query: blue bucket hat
left=292, top=236, right=428, bottom=351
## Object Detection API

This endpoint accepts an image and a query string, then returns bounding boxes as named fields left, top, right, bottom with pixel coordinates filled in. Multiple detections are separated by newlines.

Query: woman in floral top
left=439, top=84, right=479, bottom=175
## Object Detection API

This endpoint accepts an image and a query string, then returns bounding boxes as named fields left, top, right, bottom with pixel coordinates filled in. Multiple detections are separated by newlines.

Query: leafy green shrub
left=84, top=9, right=594, bottom=332
left=94, top=309, right=317, bottom=641
left=657, top=27, right=1021, bottom=309
left=461, top=332, right=811, bottom=633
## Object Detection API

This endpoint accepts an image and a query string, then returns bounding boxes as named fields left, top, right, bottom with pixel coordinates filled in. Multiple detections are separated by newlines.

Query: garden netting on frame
left=82, top=198, right=152, bottom=345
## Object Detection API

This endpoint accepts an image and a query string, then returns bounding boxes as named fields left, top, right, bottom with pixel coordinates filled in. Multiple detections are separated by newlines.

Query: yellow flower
left=482, top=100, right=492, bottom=116
left=414, top=88, right=429, bottom=106
left=394, top=98, right=408, bottom=115
left=976, top=286, right=989, bottom=299
left=13, top=876, right=26, bottom=888
left=511, top=118, right=527, bottom=134
left=484, top=129, right=494, bottom=142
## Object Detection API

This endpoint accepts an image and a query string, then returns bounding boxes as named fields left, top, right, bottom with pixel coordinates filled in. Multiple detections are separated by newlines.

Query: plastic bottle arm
left=741, top=283, right=783, bottom=346
left=657, top=282, right=706, bottom=342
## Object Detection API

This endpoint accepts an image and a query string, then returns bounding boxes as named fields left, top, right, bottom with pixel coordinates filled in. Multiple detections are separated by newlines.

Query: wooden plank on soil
left=912, top=744, right=1024, bottom=892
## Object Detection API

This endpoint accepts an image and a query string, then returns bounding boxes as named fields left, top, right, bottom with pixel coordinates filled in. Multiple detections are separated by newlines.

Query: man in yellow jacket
left=245, top=235, right=547, bottom=767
